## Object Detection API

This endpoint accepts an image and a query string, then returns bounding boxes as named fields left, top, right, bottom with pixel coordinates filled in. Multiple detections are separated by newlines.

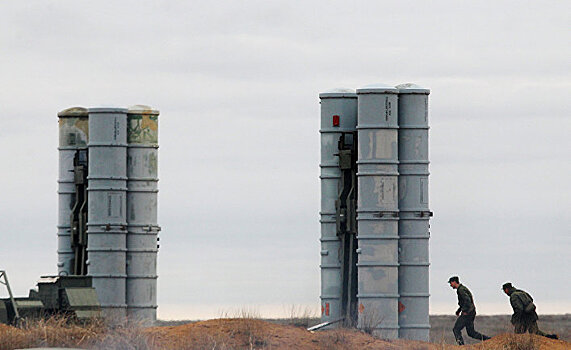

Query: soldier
left=502, top=282, right=558, bottom=339
left=448, top=276, right=491, bottom=345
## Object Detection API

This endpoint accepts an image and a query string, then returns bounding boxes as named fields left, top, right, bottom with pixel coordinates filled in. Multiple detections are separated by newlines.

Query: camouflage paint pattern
left=127, top=108, right=158, bottom=146
left=58, top=107, right=89, bottom=147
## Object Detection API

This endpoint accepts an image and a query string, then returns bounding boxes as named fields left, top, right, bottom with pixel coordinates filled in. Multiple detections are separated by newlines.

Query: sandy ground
left=145, top=318, right=571, bottom=350
left=1, top=318, right=569, bottom=349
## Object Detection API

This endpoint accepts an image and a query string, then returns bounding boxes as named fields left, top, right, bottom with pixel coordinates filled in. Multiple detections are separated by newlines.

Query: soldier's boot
left=453, top=321, right=465, bottom=345
left=453, top=330, right=465, bottom=345
left=453, top=332, right=465, bottom=346
left=528, top=321, right=552, bottom=338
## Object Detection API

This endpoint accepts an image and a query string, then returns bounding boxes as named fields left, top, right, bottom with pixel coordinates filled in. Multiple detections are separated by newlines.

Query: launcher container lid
left=58, top=107, right=88, bottom=117
left=319, top=88, right=357, bottom=98
left=128, top=105, right=159, bottom=115
left=396, top=83, right=430, bottom=94
left=357, top=83, right=398, bottom=94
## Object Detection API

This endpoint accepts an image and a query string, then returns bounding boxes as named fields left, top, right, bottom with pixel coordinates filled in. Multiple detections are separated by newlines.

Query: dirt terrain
left=1, top=317, right=570, bottom=350
left=145, top=318, right=570, bottom=350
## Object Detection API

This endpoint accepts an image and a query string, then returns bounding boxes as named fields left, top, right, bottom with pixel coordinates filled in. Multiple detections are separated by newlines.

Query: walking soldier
left=502, top=282, right=558, bottom=339
left=448, top=276, right=491, bottom=345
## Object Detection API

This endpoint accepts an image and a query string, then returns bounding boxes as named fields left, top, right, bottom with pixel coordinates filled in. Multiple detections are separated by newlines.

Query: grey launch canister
left=319, top=89, right=357, bottom=325
left=57, top=107, right=89, bottom=275
left=356, top=84, right=399, bottom=339
left=396, top=84, right=431, bottom=341
left=87, top=107, right=128, bottom=321
left=126, top=105, right=160, bottom=325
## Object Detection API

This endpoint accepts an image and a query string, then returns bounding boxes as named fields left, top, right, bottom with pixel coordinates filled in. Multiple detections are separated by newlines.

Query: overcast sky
left=0, top=1, right=569, bottom=319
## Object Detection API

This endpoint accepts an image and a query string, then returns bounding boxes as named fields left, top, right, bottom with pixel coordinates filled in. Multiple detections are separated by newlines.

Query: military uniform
left=506, top=286, right=551, bottom=337
left=452, top=284, right=490, bottom=345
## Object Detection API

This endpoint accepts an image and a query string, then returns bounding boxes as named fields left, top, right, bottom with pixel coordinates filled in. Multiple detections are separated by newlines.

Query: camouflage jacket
left=509, top=288, right=538, bottom=324
left=456, top=284, right=476, bottom=315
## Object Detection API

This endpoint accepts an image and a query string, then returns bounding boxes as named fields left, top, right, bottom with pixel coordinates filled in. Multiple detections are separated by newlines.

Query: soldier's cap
left=502, top=282, right=513, bottom=290
left=448, top=276, right=459, bottom=283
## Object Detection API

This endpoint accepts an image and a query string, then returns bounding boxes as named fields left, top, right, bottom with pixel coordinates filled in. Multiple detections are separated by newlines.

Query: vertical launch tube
left=57, top=107, right=89, bottom=275
left=319, top=89, right=357, bottom=325
left=397, top=84, right=431, bottom=341
left=126, top=105, right=160, bottom=325
left=87, top=107, right=128, bottom=322
left=356, top=84, right=399, bottom=338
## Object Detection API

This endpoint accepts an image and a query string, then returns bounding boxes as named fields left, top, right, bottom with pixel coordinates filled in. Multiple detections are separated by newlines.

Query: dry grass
left=0, top=315, right=568, bottom=350
left=501, top=333, right=539, bottom=350
left=234, top=309, right=270, bottom=349
left=317, top=328, right=350, bottom=350
left=0, top=316, right=158, bottom=350
left=359, top=307, right=386, bottom=335
left=283, top=305, right=318, bottom=328
left=144, top=308, right=275, bottom=350
left=0, top=316, right=103, bottom=350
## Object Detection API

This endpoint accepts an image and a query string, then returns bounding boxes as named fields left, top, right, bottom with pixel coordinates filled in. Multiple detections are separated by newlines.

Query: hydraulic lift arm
left=0, top=270, right=20, bottom=320
left=70, top=149, right=89, bottom=276
left=335, top=132, right=358, bottom=326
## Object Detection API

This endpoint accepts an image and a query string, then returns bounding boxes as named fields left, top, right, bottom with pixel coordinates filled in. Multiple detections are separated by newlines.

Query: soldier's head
left=448, top=276, right=460, bottom=289
left=502, top=282, right=514, bottom=295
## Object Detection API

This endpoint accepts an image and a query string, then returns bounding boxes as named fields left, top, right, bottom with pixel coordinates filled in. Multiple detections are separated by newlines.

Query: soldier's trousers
left=453, top=314, right=490, bottom=345
left=514, top=320, right=548, bottom=337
